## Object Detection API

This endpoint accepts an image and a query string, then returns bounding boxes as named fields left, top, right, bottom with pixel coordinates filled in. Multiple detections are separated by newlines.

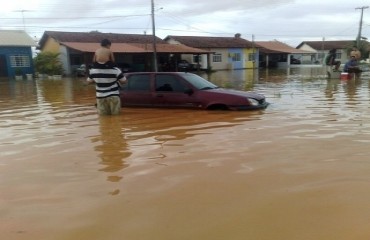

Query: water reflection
left=342, top=78, right=362, bottom=101
left=123, top=110, right=260, bottom=141
left=324, top=79, right=340, bottom=100
left=93, top=116, right=131, bottom=185
left=113, top=109, right=264, bottom=166
left=3, top=68, right=370, bottom=239
left=200, top=69, right=259, bottom=91
left=0, top=79, right=37, bottom=109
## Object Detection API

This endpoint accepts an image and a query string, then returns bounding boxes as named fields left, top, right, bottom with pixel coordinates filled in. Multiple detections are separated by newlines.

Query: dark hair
left=101, top=39, right=111, bottom=47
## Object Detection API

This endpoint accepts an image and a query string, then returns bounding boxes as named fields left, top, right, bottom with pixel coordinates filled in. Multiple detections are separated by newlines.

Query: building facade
left=0, top=30, right=36, bottom=78
left=164, top=34, right=259, bottom=70
left=38, top=31, right=210, bottom=75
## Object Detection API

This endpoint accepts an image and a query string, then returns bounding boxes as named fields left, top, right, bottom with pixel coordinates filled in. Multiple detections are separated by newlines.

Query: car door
left=120, top=73, right=153, bottom=107
left=153, top=73, right=199, bottom=108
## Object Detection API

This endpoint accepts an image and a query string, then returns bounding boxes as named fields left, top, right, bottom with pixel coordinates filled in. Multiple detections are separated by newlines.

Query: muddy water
left=1, top=68, right=370, bottom=240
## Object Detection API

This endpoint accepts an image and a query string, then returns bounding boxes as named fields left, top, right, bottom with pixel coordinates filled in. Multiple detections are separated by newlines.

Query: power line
left=0, top=14, right=150, bottom=20
left=355, top=6, right=369, bottom=47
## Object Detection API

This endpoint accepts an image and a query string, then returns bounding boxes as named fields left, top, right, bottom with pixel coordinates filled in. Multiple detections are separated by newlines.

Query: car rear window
left=125, top=74, right=151, bottom=91
left=155, top=75, right=186, bottom=92
left=182, top=73, right=218, bottom=90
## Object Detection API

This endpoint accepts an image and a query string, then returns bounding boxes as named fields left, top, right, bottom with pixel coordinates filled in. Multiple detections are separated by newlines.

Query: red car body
left=120, top=72, right=268, bottom=110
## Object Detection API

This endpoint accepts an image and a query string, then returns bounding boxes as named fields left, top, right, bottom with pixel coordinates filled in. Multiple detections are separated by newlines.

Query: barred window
left=248, top=53, right=256, bottom=61
left=212, top=53, right=222, bottom=62
left=231, top=53, right=241, bottom=62
left=10, top=55, right=30, bottom=67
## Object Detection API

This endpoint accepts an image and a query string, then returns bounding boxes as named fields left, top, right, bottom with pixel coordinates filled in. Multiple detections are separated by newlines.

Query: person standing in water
left=87, top=39, right=126, bottom=115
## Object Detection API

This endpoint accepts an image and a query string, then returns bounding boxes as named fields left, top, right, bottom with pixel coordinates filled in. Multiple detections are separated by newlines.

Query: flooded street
left=2, top=67, right=370, bottom=240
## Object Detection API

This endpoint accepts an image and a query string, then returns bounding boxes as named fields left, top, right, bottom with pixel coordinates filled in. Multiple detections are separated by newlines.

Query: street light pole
left=151, top=0, right=158, bottom=72
left=355, top=6, right=369, bottom=48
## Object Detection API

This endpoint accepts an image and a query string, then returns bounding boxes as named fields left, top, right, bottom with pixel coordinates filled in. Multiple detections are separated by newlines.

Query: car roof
left=125, top=72, right=194, bottom=76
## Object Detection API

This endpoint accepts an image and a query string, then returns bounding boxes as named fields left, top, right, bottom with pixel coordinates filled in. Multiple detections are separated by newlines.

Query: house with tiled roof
left=296, top=40, right=370, bottom=65
left=0, top=30, right=36, bottom=78
left=164, top=34, right=259, bottom=70
left=255, top=40, right=314, bottom=67
left=38, top=31, right=210, bottom=75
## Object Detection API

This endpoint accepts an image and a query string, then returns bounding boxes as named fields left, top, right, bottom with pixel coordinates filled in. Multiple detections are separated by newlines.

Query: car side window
left=124, top=74, right=151, bottom=91
left=155, top=75, right=185, bottom=92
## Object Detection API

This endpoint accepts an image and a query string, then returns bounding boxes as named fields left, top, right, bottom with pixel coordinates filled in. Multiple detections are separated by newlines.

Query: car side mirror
left=184, top=89, right=193, bottom=95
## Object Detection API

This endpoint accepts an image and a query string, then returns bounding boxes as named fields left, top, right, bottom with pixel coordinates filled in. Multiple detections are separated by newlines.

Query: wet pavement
left=1, top=67, right=370, bottom=240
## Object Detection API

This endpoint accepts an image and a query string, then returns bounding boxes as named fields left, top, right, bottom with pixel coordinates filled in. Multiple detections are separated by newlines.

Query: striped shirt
left=88, top=63, right=124, bottom=98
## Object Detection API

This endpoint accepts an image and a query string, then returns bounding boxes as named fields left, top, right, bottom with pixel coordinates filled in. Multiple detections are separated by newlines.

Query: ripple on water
left=2, top=73, right=370, bottom=239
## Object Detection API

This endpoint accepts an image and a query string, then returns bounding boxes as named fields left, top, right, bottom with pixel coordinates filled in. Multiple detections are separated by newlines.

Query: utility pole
left=321, top=37, right=325, bottom=65
left=355, top=6, right=369, bottom=48
left=14, top=10, right=30, bottom=31
left=252, top=34, right=255, bottom=69
left=151, top=0, right=158, bottom=72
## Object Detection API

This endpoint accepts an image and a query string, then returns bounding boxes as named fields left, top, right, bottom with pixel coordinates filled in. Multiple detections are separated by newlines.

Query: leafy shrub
left=34, top=52, right=64, bottom=75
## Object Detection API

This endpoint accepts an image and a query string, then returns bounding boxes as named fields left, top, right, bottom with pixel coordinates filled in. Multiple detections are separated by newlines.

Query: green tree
left=34, top=52, right=64, bottom=75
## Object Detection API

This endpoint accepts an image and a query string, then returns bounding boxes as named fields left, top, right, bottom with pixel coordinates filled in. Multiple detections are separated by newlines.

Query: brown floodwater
left=2, top=67, right=370, bottom=240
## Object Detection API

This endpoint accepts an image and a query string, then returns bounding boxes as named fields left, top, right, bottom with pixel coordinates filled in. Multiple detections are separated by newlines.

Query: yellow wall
left=42, top=37, right=60, bottom=53
left=244, top=48, right=257, bottom=69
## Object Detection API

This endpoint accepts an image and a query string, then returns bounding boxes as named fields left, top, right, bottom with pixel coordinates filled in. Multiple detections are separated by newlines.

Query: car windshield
left=182, top=73, right=218, bottom=90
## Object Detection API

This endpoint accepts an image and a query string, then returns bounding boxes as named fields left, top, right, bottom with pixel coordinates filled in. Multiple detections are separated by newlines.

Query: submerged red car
left=120, top=72, right=268, bottom=110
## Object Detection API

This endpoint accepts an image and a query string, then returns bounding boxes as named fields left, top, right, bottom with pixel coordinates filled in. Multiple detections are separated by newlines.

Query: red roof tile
left=255, top=40, right=313, bottom=54
left=165, top=35, right=255, bottom=48
left=39, top=31, right=166, bottom=49
left=61, top=42, right=210, bottom=54
left=296, top=40, right=361, bottom=51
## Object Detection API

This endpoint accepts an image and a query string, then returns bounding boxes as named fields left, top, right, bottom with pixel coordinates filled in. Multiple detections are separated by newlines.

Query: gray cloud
left=1, top=0, right=369, bottom=46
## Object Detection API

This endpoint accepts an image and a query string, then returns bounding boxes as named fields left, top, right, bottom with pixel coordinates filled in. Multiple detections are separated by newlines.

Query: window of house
left=192, top=55, right=201, bottom=63
left=213, top=53, right=222, bottom=62
left=10, top=55, right=30, bottom=67
left=248, top=53, right=256, bottom=61
left=231, top=53, right=241, bottom=62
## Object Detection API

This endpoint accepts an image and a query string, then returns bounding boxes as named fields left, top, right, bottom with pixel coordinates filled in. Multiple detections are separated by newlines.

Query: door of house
left=0, top=55, right=8, bottom=77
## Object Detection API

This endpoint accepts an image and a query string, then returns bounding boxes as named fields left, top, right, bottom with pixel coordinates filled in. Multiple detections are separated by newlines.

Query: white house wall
left=59, top=45, right=72, bottom=75
left=297, top=43, right=320, bottom=64
left=181, top=49, right=238, bottom=70
left=211, top=49, right=230, bottom=70
left=296, top=43, right=350, bottom=65
left=166, top=39, right=181, bottom=45
left=298, top=43, right=317, bottom=52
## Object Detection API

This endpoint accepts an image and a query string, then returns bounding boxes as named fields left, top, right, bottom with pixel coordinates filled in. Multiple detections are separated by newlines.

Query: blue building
left=0, top=30, right=36, bottom=78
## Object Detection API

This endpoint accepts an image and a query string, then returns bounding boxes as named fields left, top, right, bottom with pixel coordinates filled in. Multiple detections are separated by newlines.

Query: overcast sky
left=1, top=0, right=369, bottom=47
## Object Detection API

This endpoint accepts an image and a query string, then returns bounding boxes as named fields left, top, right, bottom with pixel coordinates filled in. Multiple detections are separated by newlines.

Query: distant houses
left=2, top=29, right=368, bottom=78
left=164, top=34, right=258, bottom=70
left=256, top=40, right=313, bottom=67
left=296, top=40, right=361, bottom=65
left=37, top=31, right=210, bottom=75
left=37, top=31, right=319, bottom=75
left=37, top=31, right=265, bottom=74
left=0, top=30, right=36, bottom=78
